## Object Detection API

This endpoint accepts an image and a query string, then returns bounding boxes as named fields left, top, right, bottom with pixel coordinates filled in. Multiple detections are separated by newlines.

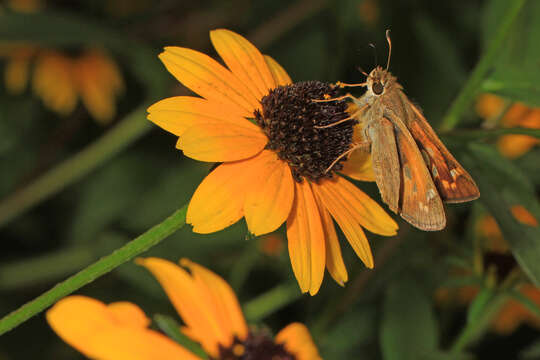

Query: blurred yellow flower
left=47, top=258, right=321, bottom=360
left=147, top=29, right=398, bottom=295
left=259, top=233, right=285, bottom=257
left=1, top=46, right=124, bottom=124
left=437, top=204, right=540, bottom=334
left=476, top=94, right=540, bottom=158
left=358, top=0, right=380, bottom=28
left=5, top=0, right=42, bottom=12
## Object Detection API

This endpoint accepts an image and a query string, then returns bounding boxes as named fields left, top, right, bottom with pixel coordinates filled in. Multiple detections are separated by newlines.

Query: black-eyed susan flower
left=476, top=94, right=540, bottom=159
left=47, top=257, right=321, bottom=360
left=147, top=29, right=398, bottom=295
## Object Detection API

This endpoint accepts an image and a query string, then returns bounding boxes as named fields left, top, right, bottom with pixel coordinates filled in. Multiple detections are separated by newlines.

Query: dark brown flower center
left=213, top=333, right=296, bottom=360
left=254, top=81, right=354, bottom=182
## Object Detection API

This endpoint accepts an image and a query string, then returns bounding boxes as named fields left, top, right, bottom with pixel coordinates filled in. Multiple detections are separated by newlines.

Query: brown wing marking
left=393, top=118, right=446, bottom=231
left=405, top=98, right=480, bottom=203
left=368, top=117, right=400, bottom=213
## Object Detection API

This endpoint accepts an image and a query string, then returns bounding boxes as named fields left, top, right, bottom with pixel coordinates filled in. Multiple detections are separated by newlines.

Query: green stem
left=440, top=0, right=527, bottom=131
left=442, top=127, right=540, bottom=141
left=0, top=205, right=187, bottom=336
left=0, top=107, right=150, bottom=228
left=244, top=282, right=301, bottom=322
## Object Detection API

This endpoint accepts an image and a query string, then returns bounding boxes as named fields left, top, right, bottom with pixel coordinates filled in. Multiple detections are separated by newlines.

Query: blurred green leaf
left=243, top=281, right=301, bottom=322
left=507, top=289, right=540, bottom=318
left=321, top=306, right=377, bottom=359
left=516, top=149, right=540, bottom=186
left=466, top=287, right=495, bottom=324
left=153, top=314, right=206, bottom=357
left=380, top=276, right=439, bottom=360
left=413, top=14, right=465, bottom=123
left=119, top=160, right=211, bottom=232
left=482, top=0, right=540, bottom=106
left=463, top=143, right=540, bottom=286
left=520, top=340, right=540, bottom=360
left=69, top=152, right=161, bottom=244
left=420, top=351, right=475, bottom=360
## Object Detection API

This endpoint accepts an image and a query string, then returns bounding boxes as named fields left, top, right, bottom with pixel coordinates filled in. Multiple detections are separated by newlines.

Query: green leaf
left=69, top=152, right=162, bottom=244
left=463, top=143, right=540, bottom=286
left=243, top=282, right=301, bottom=322
left=506, top=289, right=540, bottom=318
left=321, top=306, right=378, bottom=359
left=482, top=0, right=540, bottom=106
left=153, top=314, right=206, bottom=357
left=467, top=287, right=495, bottom=324
left=380, top=276, right=439, bottom=360
left=420, top=351, right=475, bottom=360
left=520, top=340, right=540, bottom=360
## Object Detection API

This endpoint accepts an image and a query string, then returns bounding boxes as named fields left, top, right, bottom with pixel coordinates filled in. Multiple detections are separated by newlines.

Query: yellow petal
left=187, top=153, right=262, bottom=233
left=497, top=134, right=538, bottom=158
left=46, top=296, right=199, bottom=360
left=276, top=323, right=322, bottom=360
left=32, top=51, right=77, bottom=116
left=177, top=121, right=267, bottom=162
left=264, top=55, right=292, bottom=86
left=210, top=29, right=275, bottom=99
left=74, top=50, right=124, bottom=124
left=286, top=181, right=326, bottom=295
left=312, top=180, right=374, bottom=268
left=180, top=259, right=248, bottom=341
left=5, top=57, right=29, bottom=94
left=159, top=47, right=260, bottom=116
left=107, top=302, right=151, bottom=328
left=326, top=176, right=397, bottom=236
left=88, top=328, right=202, bottom=360
left=137, top=257, right=230, bottom=356
left=340, top=149, right=375, bottom=181
left=510, top=205, right=539, bottom=227
left=47, top=296, right=120, bottom=357
left=315, top=196, right=348, bottom=286
left=244, top=150, right=294, bottom=235
left=147, top=96, right=249, bottom=136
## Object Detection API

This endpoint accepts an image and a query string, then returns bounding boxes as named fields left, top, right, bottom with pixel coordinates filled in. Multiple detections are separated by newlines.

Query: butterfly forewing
left=368, top=117, right=400, bottom=213
left=403, top=96, right=480, bottom=203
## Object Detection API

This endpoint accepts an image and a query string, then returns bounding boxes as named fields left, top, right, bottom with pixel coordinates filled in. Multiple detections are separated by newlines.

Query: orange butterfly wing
left=402, top=93, right=480, bottom=203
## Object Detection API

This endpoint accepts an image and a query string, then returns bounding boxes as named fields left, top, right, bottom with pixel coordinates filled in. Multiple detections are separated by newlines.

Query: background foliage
left=1, top=0, right=539, bottom=359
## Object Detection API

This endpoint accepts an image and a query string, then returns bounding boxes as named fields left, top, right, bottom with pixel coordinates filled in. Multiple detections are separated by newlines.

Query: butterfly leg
left=315, top=104, right=368, bottom=129
left=312, top=93, right=358, bottom=103
left=325, top=140, right=371, bottom=173
left=334, top=81, right=367, bottom=88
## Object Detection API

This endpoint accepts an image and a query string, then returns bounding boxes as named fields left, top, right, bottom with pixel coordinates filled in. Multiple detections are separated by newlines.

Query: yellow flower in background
left=147, top=29, right=398, bottom=295
left=47, top=257, right=321, bottom=360
left=4, top=0, right=42, bottom=12
left=1, top=45, right=124, bottom=124
left=477, top=204, right=539, bottom=253
left=476, top=94, right=540, bottom=158
left=437, top=205, right=540, bottom=334
left=32, top=49, right=124, bottom=124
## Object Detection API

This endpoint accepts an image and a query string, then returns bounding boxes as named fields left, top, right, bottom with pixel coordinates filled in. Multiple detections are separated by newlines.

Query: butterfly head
left=366, top=66, right=397, bottom=97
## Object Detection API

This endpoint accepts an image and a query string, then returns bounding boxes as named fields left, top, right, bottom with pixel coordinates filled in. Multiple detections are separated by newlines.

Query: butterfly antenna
left=369, top=43, right=378, bottom=67
left=357, top=66, right=368, bottom=77
left=385, top=29, right=392, bottom=70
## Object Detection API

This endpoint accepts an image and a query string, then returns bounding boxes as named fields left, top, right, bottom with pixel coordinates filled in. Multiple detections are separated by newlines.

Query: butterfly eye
left=372, top=82, right=384, bottom=95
